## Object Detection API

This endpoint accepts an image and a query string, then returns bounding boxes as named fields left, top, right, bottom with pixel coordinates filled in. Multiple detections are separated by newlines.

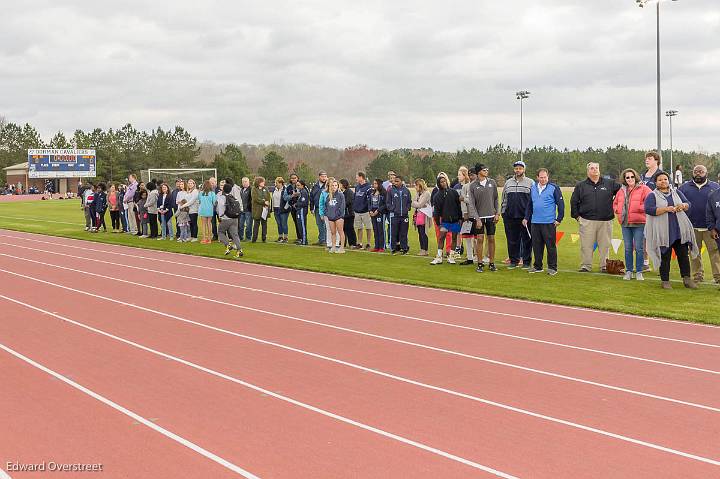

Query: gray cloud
left=1, top=0, right=718, bottom=152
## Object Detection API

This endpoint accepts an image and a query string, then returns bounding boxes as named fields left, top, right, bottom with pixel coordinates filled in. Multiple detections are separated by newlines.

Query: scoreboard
left=28, top=149, right=96, bottom=178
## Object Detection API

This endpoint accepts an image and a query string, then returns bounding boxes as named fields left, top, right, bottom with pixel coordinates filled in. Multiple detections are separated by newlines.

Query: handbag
left=605, top=259, right=625, bottom=275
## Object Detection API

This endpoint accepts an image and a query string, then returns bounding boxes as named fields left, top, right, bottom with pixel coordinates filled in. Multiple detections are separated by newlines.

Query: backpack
left=225, top=194, right=241, bottom=218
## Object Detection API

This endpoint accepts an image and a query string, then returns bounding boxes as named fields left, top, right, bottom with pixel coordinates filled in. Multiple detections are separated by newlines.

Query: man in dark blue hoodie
left=680, top=165, right=720, bottom=283
left=309, top=170, right=328, bottom=245
left=707, top=187, right=720, bottom=286
left=353, top=171, right=373, bottom=250
left=385, top=175, right=412, bottom=254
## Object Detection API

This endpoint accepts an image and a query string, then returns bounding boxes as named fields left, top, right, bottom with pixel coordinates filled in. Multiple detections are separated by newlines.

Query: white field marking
left=3, top=297, right=720, bottom=469
left=0, top=216, right=81, bottom=226
left=3, top=240, right=717, bottom=351
left=0, top=341, right=259, bottom=479
left=0, top=296, right=516, bottom=478
left=0, top=468, right=11, bottom=479
left=1, top=231, right=716, bottom=330
left=2, top=251, right=720, bottom=379
left=1, top=262, right=719, bottom=419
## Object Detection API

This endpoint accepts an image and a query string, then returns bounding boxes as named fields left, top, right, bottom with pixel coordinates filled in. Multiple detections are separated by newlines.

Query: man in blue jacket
left=523, top=168, right=564, bottom=275
left=309, top=170, right=328, bottom=245
left=386, top=175, right=412, bottom=254
left=679, top=165, right=720, bottom=283
left=353, top=171, right=373, bottom=250
left=707, top=188, right=720, bottom=286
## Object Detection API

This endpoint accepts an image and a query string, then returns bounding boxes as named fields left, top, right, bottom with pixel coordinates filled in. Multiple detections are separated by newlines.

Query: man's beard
left=694, top=176, right=707, bottom=184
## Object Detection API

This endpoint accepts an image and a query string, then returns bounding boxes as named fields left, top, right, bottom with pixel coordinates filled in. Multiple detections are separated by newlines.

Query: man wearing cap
left=309, top=170, right=328, bottom=245
left=570, top=162, right=621, bottom=272
left=679, top=165, right=720, bottom=283
left=467, top=163, right=500, bottom=272
left=501, top=160, right=534, bottom=269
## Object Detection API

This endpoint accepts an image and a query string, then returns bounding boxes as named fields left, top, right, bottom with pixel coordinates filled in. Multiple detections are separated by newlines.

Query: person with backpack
left=217, top=182, right=244, bottom=258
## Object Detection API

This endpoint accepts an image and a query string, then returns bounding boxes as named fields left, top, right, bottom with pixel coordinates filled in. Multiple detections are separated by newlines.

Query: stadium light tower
left=665, top=109, right=678, bottom=174
left=516, top=90, right=530, bottom=162
left=636, top=0, right=679, bottom=167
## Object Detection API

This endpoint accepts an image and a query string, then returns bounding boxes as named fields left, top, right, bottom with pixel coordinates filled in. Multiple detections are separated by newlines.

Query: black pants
left=390, top=215, right=409, bottom=252
left=291, top=208, right=301, bottom=240
left=148, top=213, right=158, bottom=238
left=505, top=217, right=531, bottom=265
left=531, top=223, right=557, bottom=271
left=252, top=218, right=267, bottom=242
left=296, top=208, right=308, bottom=244
left=110, top=210, right=121, bottom=230
left=212, top=213, right=218, bottom=239
left=417, top=225, right=429, bottom=251
left=660, top=240, right=691, bottom=281
left=344, top=216, right=357, bottom=246
left=189, top=213, right=198, bottom=238
left=372, top=214, right=385, bottom=250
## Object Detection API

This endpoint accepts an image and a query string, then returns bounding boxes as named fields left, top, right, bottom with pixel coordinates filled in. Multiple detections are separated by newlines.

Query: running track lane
left=0, top=248, right=716, bottom=476
left=2, top=242, right=719, bottom=410
left=0, top=298, right=495, bottom=478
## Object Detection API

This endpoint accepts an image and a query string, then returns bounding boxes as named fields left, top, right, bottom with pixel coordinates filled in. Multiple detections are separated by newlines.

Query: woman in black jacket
left=430, top=173, right=462, bottom=264
left=339, top=179, right=357, bottom=248
left=157, top=182, right=174, bottom=240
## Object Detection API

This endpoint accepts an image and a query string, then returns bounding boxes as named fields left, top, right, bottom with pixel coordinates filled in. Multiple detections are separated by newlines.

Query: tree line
left=2, top=118, right=718, bottom=186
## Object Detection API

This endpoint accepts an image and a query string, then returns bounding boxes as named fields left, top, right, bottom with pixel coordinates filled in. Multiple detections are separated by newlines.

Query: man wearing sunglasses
left=679, top=165, right=720, bottom=283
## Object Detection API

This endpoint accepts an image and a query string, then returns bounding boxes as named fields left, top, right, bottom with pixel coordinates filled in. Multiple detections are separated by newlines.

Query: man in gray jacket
left=467, top=163, right=500, bottom=272
left=501, top=160, right=534, bottom=269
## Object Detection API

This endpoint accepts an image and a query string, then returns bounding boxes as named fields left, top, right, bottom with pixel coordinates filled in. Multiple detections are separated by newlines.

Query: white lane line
left=1, top=253, right=718, bottom=378
left=0, top=295, right=515, bottom=478
left=2, top=231, right=717, bottom=331
left=0, top=468, right=11, bottom=479
left=0, top=262, right=719, bottom=419
left=3, top=239, right=716, bottom=350
left=0, top=341, right=259, bottom=479
left=3, top=295, right=720, bottom=470
left=0, top=216, right=81, bottom=226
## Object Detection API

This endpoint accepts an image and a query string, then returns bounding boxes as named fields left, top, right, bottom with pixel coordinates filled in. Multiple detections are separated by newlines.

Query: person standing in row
left=108, top=184, right=122, bottom=233
left=123, top=174, right=138, bottom=235
left=674, top=165, right=683, bottom=189
left=612, top=168, right=651, bottom=280
left=310, top=170, right=328, bottom=246
left=368, top=179, right=387, bottom=252
left=386, top=174, right=412, bottom=254
left=284, top=174, right=300, bottom=241
left=467, top=164, right=499, bottom=272
left=430, top=172, right=453, bottom=258
left=184, top=179, right=199, bottom=242
left=570, top=162, right=620, bottom=272
left=339, top=179, right=357, bottom=248
left=431, top=173, right=462, bottom=264
left=679, top=165, right=720, bottom=284
left=238, top=177, right=253, bottom=241
left=157, top=182, right=174, bottom=240
left=353, top=172, right=373, bottom=250
left=295, top=179, right=310, bottom=245
left=641, top=150, right=662, bottom=190
left=324, top=179, right=346, bottom=253
left=145, top=181, right=160, bottom=239
left=198, top=180, right=216, bottom=244
left=412, top=178, right=432, bottom=256
left=251, top=176, right=271, bottom=242
left=523, top=169, right=564, bottom=275
left=273, top=177, right=290, bottom=243
left=92, top=183, right=108, bottom=232
left=645, top=172, right=698, bottom=289
left=457, top=166, right=477, bottom=265
left=707, top=186, right=720, bottom=288
left=502, top=160, right=533, bottom=269
left=216, top=182, right=243, bottom=258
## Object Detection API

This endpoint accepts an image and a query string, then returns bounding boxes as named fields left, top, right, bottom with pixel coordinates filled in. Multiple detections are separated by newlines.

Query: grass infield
left=0, top=196, right=718, bottom=325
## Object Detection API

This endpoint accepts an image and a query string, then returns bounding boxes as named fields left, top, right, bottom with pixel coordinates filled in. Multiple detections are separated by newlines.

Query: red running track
left=0, top=229, right=719, bottom=478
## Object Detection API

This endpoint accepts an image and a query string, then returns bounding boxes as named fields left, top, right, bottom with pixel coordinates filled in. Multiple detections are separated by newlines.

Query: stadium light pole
left=516, top=90, right=530, bottom=162
left=636, top=0, right=678, bottom=168
left=665, top=109, right=678, bottom=174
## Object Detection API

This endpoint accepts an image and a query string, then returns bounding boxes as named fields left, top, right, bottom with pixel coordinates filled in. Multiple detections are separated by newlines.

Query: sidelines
left=0, top=262, right=715, bottom=417
left=1, top=230, right=715, bottom=330
left=0, top=340, right=259, bottom=479
left=3, top=239, right=715, bottom=349
left=2, top=251, right=718, bottom=378
left=0, top=295, right=515, bottom=479
left=3, top=291, right=720, bottom=468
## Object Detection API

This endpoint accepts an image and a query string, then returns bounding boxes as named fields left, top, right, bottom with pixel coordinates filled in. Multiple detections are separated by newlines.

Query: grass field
left=0, top=195, right=718, bottom=325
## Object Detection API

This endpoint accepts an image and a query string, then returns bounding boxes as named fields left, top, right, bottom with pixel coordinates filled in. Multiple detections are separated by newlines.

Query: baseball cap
left=513, top=160, right=526, bottom=168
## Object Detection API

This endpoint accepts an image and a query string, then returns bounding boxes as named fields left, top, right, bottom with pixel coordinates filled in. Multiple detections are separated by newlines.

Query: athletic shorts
left=441, top=222, right=462, bottom=234
left=354, top=212, right=372, bottom=230
left=477, top=217, right=497, bottom=235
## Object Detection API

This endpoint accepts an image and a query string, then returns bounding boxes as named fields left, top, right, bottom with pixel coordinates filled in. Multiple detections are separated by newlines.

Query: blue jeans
left=160, top=215, right=173, bottom=238
left=274, top=208, right=289, bottom=236
left=314, top=210, right=326, bottom=243
left=238, top=211, right=253, bottom=240
left=621, top=225, right=645, bottom=273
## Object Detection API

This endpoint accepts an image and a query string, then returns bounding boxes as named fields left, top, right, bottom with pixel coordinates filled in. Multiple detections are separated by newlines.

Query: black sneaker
left=476, top=263, right=484, bottom=273
left=401, top=249, right=409, bottom=255
left=488, top=263, right=497, bottom=272
left=459, top=259, right=474, bottom=266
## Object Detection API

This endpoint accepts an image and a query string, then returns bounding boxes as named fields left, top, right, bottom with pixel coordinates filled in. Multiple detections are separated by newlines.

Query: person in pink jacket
left=613, top=168, right=652, bottom=280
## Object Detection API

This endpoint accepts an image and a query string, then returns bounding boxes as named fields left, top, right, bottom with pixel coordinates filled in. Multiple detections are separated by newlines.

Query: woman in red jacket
left=613, top=168, right=652, bottom=280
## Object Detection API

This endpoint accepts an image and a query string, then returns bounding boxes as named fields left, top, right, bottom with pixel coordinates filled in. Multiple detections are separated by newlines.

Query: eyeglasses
left=625, top=176, right=635, bottom=180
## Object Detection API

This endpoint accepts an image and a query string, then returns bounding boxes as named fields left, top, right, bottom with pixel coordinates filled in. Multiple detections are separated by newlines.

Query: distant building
left=3, top=162, right=77, bottom=194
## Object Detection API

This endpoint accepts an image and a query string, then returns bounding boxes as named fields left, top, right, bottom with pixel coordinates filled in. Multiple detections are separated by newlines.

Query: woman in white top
left=272, top=177, right=289, bottom=242
left=184, top=178, right=200, bottom=241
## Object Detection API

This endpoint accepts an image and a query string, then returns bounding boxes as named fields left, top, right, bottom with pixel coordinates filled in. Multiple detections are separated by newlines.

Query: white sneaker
left=623, top=271, right=633, bottom=281
left=447, top=253, right=456, bottom=264
left=635, top=272, right=644, bottom=281
left=336, top=247, right=346, bottom=254
left=329, top=247, right=336, bottom=253
left=190, top=238, right=198, bottom=242
left=482, top=256, right=490, bottom=265
left=430, top=255, right=443, bottom=265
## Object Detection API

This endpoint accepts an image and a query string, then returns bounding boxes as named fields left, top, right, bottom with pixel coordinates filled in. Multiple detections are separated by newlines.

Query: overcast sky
left=1, top=0, right=718, bottom=152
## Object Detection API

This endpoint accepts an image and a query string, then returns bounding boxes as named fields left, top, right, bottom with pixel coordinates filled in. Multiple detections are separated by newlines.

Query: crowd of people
left=76, top=150, right=720, bottom=289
